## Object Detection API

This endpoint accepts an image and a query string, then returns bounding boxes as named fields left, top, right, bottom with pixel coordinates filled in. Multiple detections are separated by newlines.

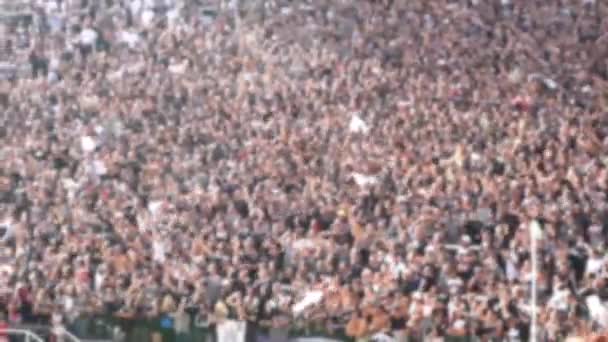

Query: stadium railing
left=2, top=328, right=45, bottom=342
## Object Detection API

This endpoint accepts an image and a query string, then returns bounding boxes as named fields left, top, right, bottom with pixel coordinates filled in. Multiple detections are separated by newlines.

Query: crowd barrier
left=10, top=318, right=597, bottom=342
left=63, top=315, right=487, bottom=342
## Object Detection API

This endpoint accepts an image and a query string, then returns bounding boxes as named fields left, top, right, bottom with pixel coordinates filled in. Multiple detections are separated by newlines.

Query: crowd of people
left=1, top=0, right=608, bottom=341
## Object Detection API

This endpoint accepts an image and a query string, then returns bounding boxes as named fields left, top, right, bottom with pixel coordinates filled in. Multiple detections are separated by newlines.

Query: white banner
left=217, top=320, right=247, bottom=342
left=292, top=291, right=324, bottom=315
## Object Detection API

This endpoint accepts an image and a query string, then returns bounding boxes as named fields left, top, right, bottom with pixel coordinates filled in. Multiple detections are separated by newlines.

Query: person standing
left=172, top=298, right=191, bottom=342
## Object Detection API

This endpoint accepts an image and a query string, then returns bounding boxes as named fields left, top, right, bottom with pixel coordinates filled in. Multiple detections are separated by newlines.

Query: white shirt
left=153, top=239, right=167, bottom=263
left=49, top=56, right=60, bottom=71
left=167, top=7, right=181, bottom=27
left=141, top=10, right=155, bottom=27
left=384, top=255, right=407, bottom=278
left=118, top=30, right=141, bottom=49
left=80, top=28, right=98, bottom=46
left=506, top=260, right=519, bottom=281
left=148, top=200, right=164, bottom=217
left=586, top=295, right=608, bottom=329
left=81, top=136, right=97, bottom=153
left=44, top=0, right=60, bottom=13
left=92, top=160, right=107, bottom=176
left=63, top=296, right=75, bottom=312
left=94, top=272, right=105, bottom=290
left=0, top=219, right=13, bottom=242
left=371, top=333, right=396, bottom=342
left=548, top=289, right=570, bottom=311
left=586, top=256, right=605, bottom=275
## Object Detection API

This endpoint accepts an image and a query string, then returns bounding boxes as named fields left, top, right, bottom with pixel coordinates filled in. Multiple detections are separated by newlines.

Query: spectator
left=0, top=0, right=607, bottom=341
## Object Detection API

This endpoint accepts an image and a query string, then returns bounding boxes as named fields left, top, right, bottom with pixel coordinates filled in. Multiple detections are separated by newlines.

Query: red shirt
left=77, top=268, right=90, bottom=284
left=0, top=320, right=8, bottom=337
